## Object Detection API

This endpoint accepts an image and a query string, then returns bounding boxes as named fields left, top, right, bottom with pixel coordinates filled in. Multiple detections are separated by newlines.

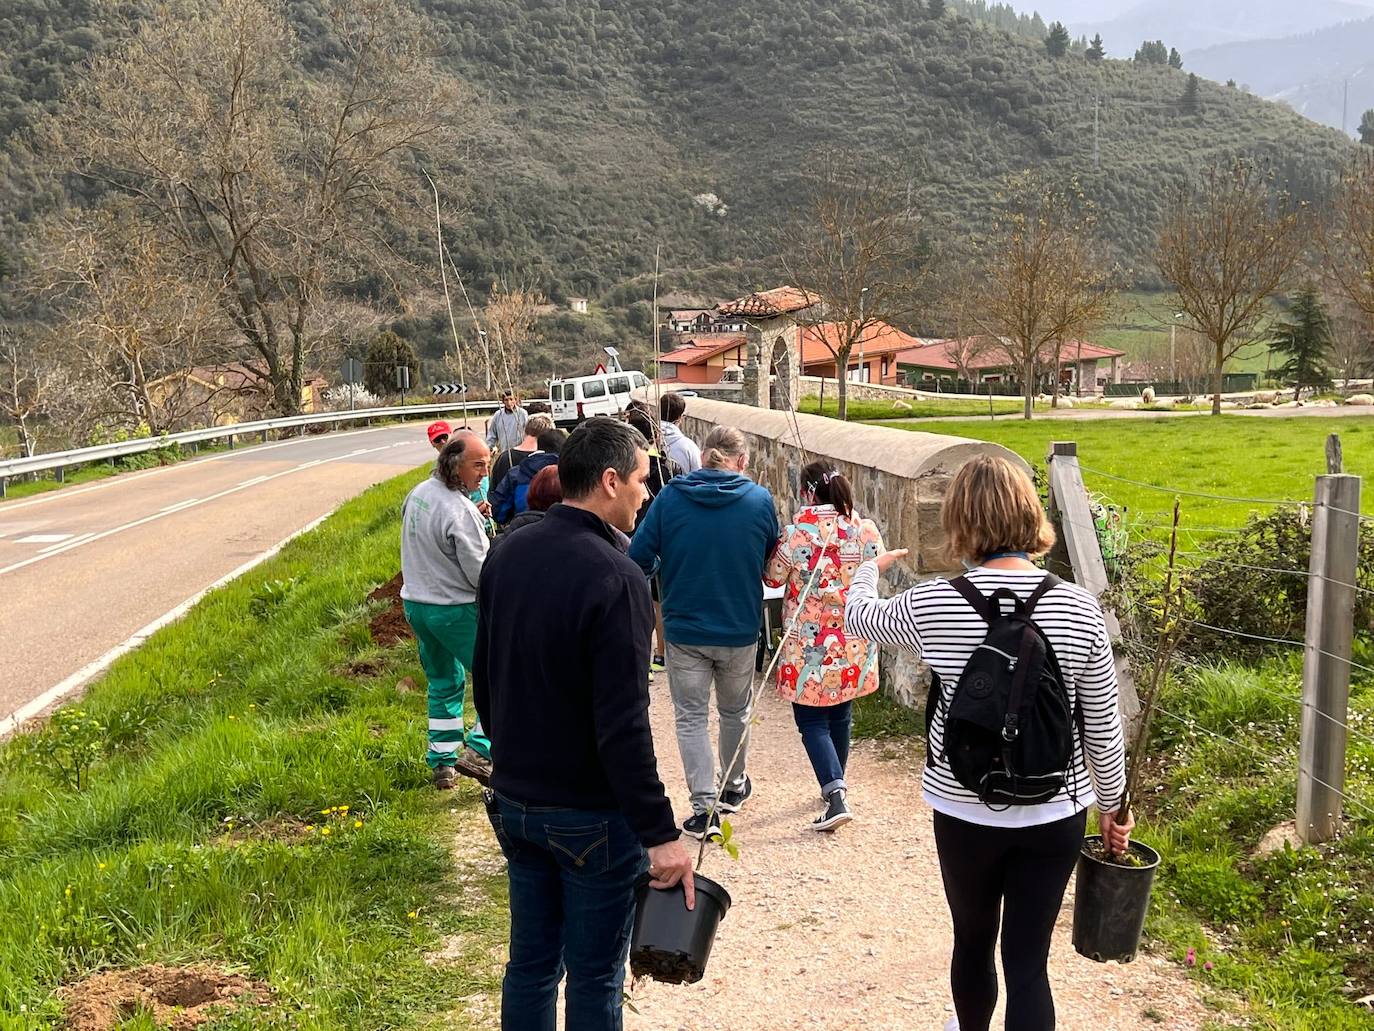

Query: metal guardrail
left=0, top=401, right=500, bottom=496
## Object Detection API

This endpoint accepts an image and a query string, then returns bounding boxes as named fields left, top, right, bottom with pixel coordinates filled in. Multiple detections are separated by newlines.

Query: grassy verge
left=800, top=394, right=1025, bottom=420
left=0, top=466, right=507, bottom=1028
left=0, top=443, right=230, bottom=503
left=878, top=415, right=1374, bottom=528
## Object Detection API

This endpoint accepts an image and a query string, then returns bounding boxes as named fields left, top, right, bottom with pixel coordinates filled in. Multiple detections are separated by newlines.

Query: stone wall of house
left=798, top=375, right=929, bottom=403
left=669, top=394, right=1030, bottom=708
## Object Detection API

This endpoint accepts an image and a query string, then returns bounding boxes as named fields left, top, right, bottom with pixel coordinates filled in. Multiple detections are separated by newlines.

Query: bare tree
left=484, top=279, right=545, bottom=393
left=778, top=155, right=928, bottom=420
left=1156, top=158, right=1307, bottom=415
left=39, top=0, right=475, bottom=416
left=1328, top=295, right=1374, bottom=385
left=0, top=328, right=54, bottom=458
left=1048, top=217, right=1117, bottom=406
left=970, top=174, right=1105, bottom=420
left=1321, top=152, right=1374, bottom=323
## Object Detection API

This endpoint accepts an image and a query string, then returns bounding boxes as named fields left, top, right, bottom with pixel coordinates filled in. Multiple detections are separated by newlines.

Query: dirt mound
left=62, top=965, right=269, bottom=1030
left=367, top=573, right=413, bottom=648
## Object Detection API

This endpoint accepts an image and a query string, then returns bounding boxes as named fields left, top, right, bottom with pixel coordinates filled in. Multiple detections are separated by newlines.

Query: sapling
left=1092, top=497, right=1188, bottom=865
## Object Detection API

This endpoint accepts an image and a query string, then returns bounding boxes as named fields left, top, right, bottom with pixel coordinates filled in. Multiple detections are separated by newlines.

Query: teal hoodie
left=629, top=468, right=780, bottom=647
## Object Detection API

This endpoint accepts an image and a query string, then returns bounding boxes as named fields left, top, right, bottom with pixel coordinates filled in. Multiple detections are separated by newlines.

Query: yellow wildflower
left=407, top=911, right=418, bottom=920
left=320, top=827, right=331, bottom=837
left=354, top=820, right=363, bottom=829
left=98, top=862, right=107, bottom=872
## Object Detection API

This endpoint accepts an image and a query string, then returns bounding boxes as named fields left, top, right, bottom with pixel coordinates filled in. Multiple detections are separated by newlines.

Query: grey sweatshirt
left=660, top=420, right=701, bottom=473
left=486, top=407, right=528, bottom=452
left=400, top=475, right=489, bottom=605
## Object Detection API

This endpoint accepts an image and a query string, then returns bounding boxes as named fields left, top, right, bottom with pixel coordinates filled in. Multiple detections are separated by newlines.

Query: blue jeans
left=793, top=701, right=852, bottom=796
left=487, top=792, right=647, bottom=1031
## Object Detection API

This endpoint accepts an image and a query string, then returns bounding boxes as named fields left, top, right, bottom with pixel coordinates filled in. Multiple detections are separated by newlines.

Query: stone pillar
left=740, top=330, right=765, bottom=408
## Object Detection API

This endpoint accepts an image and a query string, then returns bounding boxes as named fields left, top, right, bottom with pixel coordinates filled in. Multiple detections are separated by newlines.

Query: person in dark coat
left=490, top=428, right=566, bottom=525
left=486, top=464, right=562, bottom=563
left=474, top=418, right=695, bottom=1031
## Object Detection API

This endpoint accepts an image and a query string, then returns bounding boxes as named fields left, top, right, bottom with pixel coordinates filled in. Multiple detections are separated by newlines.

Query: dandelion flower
left=354, top=820, right=363, bottom=829
left=321, top=827, right=331, bottom=837
left=407, top=911, right=418, bottom=920
left=97, top=862, right=106, bottom=872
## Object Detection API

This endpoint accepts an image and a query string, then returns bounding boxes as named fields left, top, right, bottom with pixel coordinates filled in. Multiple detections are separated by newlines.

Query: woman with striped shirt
left=845, top=455, right=1133, bottom=1031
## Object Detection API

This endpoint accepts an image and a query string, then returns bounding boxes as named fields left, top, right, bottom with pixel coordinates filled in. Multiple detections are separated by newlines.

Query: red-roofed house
left=716, top=286, right=819, bottom=319
left=894, top=338, right=1125, bottom=393
left=799, top=322, right=926, bottom=386
left=656, top=334, right=751, bottom=384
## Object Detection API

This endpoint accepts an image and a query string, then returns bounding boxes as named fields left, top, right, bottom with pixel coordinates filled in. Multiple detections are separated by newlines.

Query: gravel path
left=624, top=672, right=1214, bottom=1031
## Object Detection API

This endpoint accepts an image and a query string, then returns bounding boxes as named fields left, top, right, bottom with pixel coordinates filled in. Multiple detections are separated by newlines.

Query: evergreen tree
left=1086, top=33, right=1105, bottom=61
left=1271, top=286, right=1333, bottom=399
left=1180, top=73, right=1200, bottom=115
left=1133, top=40, right=1168, bottom=65
left=1045, top=21, right=1070, bottom=58
left=927, top=0, right=946, bottom=18
left=1360, top=109, right=1374, bottom=146
left=1226, top=79, right=1237, bottom=88
left=1168, top=47, right=1182, bottom=69
left=363, top=330, right=419, bottom=398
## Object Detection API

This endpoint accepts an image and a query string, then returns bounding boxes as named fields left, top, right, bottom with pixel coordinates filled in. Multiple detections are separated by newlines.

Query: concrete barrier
left=671, top=395, right=1030, bottom=706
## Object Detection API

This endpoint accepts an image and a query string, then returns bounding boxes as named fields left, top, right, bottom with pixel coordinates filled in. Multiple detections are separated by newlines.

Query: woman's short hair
left=526, top=464, right=563, bottom=512
left=525, top=413, right=555, bottom=437
left=941, top=455, right=1055, bottom=563
left=701, top=426, right=747, bottom=470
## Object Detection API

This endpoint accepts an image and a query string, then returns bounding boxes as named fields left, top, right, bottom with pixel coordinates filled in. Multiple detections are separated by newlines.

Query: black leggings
left=932, top=809, right=1087, bottom=1031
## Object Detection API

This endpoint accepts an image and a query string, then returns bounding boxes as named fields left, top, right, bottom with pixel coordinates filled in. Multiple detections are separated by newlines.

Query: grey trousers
left=665, top=642, right=756, bottom=815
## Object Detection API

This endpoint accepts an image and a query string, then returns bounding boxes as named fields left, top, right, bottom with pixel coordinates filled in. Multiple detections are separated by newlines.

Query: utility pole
left=857, top=287, right=869, bottom=383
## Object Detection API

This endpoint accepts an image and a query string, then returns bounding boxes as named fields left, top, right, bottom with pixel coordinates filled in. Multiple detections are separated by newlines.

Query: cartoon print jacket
left=764, top=504, right=885, bottom=707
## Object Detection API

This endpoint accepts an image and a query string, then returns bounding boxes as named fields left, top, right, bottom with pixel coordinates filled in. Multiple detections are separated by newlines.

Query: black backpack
left=924, top=573, right=1085, bottom=807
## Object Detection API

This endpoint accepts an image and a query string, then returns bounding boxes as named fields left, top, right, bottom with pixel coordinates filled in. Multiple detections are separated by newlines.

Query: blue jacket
left=492, top=451, right=559, bottom=525
left=629, top=468, right=779, bottom=648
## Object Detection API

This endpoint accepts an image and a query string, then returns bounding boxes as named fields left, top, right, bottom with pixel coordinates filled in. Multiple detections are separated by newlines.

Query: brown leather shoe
left=452, top=751, right=492, bottom=787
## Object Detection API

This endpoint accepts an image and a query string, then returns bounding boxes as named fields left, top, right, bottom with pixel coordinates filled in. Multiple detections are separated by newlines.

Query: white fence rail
left=0, top=401, right=499, bottom=496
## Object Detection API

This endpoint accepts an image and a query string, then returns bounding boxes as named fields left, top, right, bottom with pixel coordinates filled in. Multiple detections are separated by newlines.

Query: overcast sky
left=1023, top=0, right=1374, bottom=26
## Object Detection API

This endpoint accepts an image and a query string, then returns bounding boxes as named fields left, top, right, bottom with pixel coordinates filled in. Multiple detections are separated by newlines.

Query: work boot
left=432, top=764, right=457, bottom=790
left=453, top=751, right=492, bottom=787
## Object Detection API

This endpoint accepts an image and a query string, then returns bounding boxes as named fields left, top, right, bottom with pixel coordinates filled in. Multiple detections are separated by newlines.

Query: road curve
left=0, top=421, right=463, bottom=724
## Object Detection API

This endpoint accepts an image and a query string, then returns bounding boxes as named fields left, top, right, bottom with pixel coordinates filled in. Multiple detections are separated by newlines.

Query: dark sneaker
left=452, top=751, right=492, bottom=787
left=813, top=788, right=853, bottom=832
left=651, top=655, right=666, bottom=672
left=717, top=775, right=753, bottom=814
left=682, top=811, right=723, bottom=841
left=432, top=764, right=457, bottom=790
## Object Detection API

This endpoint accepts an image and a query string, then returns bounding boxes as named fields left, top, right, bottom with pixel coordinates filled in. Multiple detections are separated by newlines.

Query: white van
left=550, top=370, right=651, bottom=426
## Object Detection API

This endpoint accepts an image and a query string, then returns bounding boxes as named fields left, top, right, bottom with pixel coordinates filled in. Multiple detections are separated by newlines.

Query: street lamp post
left=857, top=287, right=870, bottom=383
left=477, top=328, right=491, bottom=391
left=1170, top=310, right=1184, bottom=390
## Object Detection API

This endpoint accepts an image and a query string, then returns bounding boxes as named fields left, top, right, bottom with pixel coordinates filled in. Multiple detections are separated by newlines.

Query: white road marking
left=237, top=476, right=269, bottom=488
left=0, top=423, right=430, bottom=513
left=15, top=534, right=72, bottom=545
left=159, top=498, right=200, bottom=513
left=0, top=443, right=396, bottom=577
left=0, top=510, right=335, bottom=739
left=40, top=533, right=93, bottom=553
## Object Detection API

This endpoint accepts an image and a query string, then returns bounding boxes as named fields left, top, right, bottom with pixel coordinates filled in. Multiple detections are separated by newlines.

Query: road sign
left=341, top=357, right=363, bottom=384
left=395, top=366, right=412, bottom=390
left=431, top=383, right=467, bottom=396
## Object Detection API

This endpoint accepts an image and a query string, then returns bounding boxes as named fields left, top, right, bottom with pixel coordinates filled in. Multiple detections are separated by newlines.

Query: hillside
left=1186, top=18, right=1374, bottom=135
left=0, top=0, right=1358, bottom=373
left=1077, top=0, right=1371, bottom=56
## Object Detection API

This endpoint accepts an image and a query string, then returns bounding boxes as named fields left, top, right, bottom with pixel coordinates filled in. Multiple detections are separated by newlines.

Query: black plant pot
left=629, top=872, right=732, bottom=984
left=1072, top=835, right=1161, bottom=964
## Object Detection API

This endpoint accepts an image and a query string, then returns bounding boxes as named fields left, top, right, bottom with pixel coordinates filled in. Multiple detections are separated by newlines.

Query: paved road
left=0, top=422, right=458, bottom=723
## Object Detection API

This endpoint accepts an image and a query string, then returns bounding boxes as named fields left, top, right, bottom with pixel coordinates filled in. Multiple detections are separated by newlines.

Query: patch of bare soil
left=367, top=573, right=413, bottom=648
left=62, top=965, right=269, bottom=1031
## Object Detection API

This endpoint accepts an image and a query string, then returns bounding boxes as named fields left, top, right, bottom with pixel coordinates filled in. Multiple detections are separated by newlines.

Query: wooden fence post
left=1297, top=472, right=1362, bottom=843
left=1045, top=441, right=1142, bottom=729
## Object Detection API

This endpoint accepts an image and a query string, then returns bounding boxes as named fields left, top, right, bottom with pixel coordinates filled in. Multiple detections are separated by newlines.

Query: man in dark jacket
left=474, top=418, right=694, bottom=1031
left=490, top=427, right=566, bottom=525
left=628, top=425, right=779, bottom=840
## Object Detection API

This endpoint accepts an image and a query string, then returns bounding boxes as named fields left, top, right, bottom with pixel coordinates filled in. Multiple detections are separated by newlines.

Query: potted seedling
left=1074, top=499, right=1186, bottom=964
left=631, top=533, right=834, bottom=984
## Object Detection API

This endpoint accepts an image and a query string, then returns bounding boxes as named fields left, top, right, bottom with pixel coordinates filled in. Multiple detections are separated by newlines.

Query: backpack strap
left=948, top=574, right=999, bottom=623
left=1024, top=573, right=1063, bottom=617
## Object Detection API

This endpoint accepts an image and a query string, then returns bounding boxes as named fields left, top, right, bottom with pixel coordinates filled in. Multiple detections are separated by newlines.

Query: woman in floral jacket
left=764, top=461, right=884, bottom=831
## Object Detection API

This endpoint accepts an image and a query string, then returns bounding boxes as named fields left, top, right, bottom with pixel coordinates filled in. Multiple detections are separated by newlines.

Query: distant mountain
left=1186, top=18, right=1374, bottom=134
left=1079, top=0, right=1370, bottom=56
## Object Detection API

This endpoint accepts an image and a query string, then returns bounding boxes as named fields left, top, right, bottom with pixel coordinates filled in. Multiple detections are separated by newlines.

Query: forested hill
left=0, top=0, right=1357, bottom=304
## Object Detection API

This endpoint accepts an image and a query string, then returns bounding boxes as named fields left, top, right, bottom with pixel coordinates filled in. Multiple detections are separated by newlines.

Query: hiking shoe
left=432, top=764, right=457, bottom=790
left=717, top=775, right=753, bottom=814
left=813, top=788, right=853, bottom=832
left=651, top=655, right=666, bottom=673
left=452, top=751, right=492, bottom=787
left=682, top=811, right=723, bottom=841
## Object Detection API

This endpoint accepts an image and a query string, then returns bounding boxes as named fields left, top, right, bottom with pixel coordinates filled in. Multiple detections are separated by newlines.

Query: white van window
left=583, top=379, right=606, bottom=399
left=633, top=373, right=649, bottom=388
left=608, top=375, right=630, bottom=395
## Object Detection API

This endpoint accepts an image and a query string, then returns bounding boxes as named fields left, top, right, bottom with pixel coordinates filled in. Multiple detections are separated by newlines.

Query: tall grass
left=0, top=466, right=505, bottom=1027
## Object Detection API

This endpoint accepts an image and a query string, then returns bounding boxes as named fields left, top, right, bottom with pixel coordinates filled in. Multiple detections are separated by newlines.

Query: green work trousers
left=402, top=599, right=491, bottom=766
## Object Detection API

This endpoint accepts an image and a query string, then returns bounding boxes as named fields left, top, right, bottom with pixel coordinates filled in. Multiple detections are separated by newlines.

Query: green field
left=0, top=466, right=504, bottom=1027
left=1100, top=291, right=1278, bottom=375
left=882, top=414, right=1374, bottom=530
